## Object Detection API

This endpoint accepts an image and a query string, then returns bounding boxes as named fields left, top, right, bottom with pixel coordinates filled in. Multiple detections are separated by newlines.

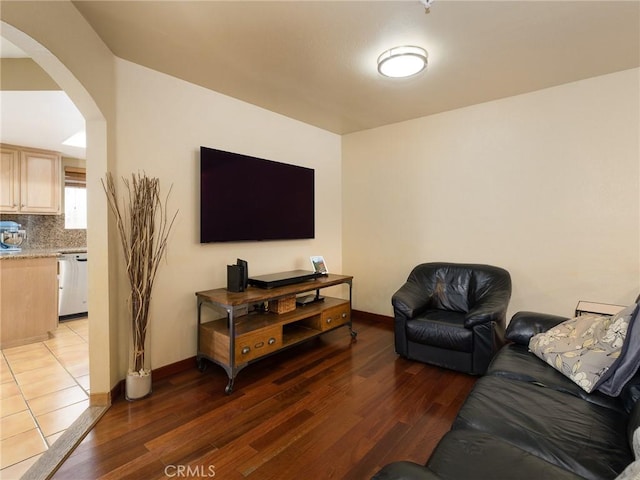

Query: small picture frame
left=310, top=255, right=328, bottom=275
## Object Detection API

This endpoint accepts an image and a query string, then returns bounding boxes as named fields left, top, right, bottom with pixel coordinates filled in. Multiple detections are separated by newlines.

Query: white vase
left=125, top=370, right=152, bottom=400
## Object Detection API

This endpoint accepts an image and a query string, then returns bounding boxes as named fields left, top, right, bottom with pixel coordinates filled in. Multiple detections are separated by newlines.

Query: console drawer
left=320, top=303, right=350, bottom=331
left=235, top=326, right=282, bottom=363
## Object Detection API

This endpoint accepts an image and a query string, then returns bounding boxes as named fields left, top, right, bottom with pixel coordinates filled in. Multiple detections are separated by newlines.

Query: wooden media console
left=195, top=273, right=355, bottom=393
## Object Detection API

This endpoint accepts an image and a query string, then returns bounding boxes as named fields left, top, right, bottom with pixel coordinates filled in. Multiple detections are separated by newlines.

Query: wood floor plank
left=51, top=316, right=476, bottom=479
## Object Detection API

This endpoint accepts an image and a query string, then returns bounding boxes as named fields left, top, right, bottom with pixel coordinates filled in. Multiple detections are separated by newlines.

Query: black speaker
left=227, top=264, right=244, bottom=292
left=237, top=258, right=248, bottom=289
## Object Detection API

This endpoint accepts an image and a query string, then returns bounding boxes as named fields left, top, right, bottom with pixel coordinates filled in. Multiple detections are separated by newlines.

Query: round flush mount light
left=377, top=45, right=428, bottom=78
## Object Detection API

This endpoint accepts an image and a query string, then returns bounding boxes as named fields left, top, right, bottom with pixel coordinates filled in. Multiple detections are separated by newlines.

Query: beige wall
left=0, top=58, right=60, bottom=90
left=2, top=2, right=342, bottom=387
left=343, top=68, right=640, bottom=319
left=114, top=59, right=342, bottom=372
left=3, top=1, right=639, bottom=391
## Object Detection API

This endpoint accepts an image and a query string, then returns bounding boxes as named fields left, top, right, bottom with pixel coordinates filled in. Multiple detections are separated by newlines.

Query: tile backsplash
left=0, top=214, right=86, bottom=249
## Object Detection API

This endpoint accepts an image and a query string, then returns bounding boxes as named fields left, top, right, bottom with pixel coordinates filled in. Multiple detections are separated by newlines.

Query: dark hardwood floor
left=52, top=316, right=476, bottom=480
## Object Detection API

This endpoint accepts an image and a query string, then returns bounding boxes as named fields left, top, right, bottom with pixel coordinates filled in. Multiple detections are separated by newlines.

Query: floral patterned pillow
left=529, top=311, right=629, bottom=393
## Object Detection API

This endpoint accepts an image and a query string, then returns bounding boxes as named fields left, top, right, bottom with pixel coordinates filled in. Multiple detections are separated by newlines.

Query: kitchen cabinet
left=1, top=255, right=59, bottom=349
left=0, top=144, right=62, bottom=214
left=0, top=146, right=20, bottom=212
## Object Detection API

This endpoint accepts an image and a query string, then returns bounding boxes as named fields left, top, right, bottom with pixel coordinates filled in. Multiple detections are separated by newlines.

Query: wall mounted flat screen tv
left=200, top=146, right=315, bottom=243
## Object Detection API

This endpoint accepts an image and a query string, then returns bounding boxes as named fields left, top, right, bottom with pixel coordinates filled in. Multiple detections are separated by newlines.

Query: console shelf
left=195, top=274, right=354, bottom=393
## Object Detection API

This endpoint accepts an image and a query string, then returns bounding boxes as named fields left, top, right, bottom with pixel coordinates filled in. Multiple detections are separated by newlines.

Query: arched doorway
left=1, top=20, right=111, bottom=478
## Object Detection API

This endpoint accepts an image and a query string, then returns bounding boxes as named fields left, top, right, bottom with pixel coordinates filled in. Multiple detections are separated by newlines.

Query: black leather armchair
left=392, top=262, right=512, bottom=375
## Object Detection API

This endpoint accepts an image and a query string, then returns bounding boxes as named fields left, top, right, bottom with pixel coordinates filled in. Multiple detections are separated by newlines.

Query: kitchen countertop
left=0, top=247, right=87, bottom=260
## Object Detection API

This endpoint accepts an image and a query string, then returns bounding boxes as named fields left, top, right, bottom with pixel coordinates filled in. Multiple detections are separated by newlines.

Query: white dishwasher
left=58, top=253, right=88, bottom=317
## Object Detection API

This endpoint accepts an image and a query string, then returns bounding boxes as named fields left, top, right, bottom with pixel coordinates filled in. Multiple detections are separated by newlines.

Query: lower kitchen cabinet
left=1, top=255, right=59, bottom=349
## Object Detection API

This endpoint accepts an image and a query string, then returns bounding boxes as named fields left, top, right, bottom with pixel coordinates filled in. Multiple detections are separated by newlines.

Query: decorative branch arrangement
left=103, top=172, right=178, bottom=374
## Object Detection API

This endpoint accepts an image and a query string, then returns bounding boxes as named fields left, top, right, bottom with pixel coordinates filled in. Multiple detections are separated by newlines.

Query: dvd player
left=248, top=270, right=322, bottom=289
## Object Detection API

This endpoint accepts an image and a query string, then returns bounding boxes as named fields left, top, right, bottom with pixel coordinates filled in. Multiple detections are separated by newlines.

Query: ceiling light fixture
left=419, top=0, right=434, bottom=13
left=377, top=46, right=428, bottom=78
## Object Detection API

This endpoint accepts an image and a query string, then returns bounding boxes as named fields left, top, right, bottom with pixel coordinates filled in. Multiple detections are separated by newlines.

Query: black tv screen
left=200, top=146, right=315, bottom=242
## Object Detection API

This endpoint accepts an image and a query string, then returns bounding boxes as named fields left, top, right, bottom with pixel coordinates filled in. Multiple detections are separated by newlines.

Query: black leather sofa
left=392, top=263, right=512, bottom=375
left=372, top=311, right=640, bottom=480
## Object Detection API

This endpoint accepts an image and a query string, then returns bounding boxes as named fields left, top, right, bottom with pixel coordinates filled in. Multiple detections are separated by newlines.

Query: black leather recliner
left=392, top=262, right=512, bottom=375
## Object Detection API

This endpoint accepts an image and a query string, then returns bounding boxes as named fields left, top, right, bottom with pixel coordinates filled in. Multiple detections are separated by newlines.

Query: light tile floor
left=0, top=317, right=89, bottom=478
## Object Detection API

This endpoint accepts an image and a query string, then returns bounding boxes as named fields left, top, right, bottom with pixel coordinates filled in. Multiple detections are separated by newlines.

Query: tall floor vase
left=125, top=297, right=152, bottom=401
left=125, top=370, right=152, bottom=400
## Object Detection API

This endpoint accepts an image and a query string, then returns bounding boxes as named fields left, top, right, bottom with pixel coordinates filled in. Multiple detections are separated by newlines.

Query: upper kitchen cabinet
left=0, top=144, right=62, bottom=215
left=0, top=146, right=20, bottom=212
left=20, top=148, right=62, bottom=214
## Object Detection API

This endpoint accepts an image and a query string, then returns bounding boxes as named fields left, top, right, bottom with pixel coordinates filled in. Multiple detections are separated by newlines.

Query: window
left=64, top=166, right=87, bottom=229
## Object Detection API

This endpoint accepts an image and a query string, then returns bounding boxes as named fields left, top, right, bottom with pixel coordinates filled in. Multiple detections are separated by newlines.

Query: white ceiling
left=1, top=1, right=639, bottom=157
left=0, top=37, right=86, bottom=159
left=0, top=89, right=86, bottom=159
left=73, top=0, right=640, bottom=134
